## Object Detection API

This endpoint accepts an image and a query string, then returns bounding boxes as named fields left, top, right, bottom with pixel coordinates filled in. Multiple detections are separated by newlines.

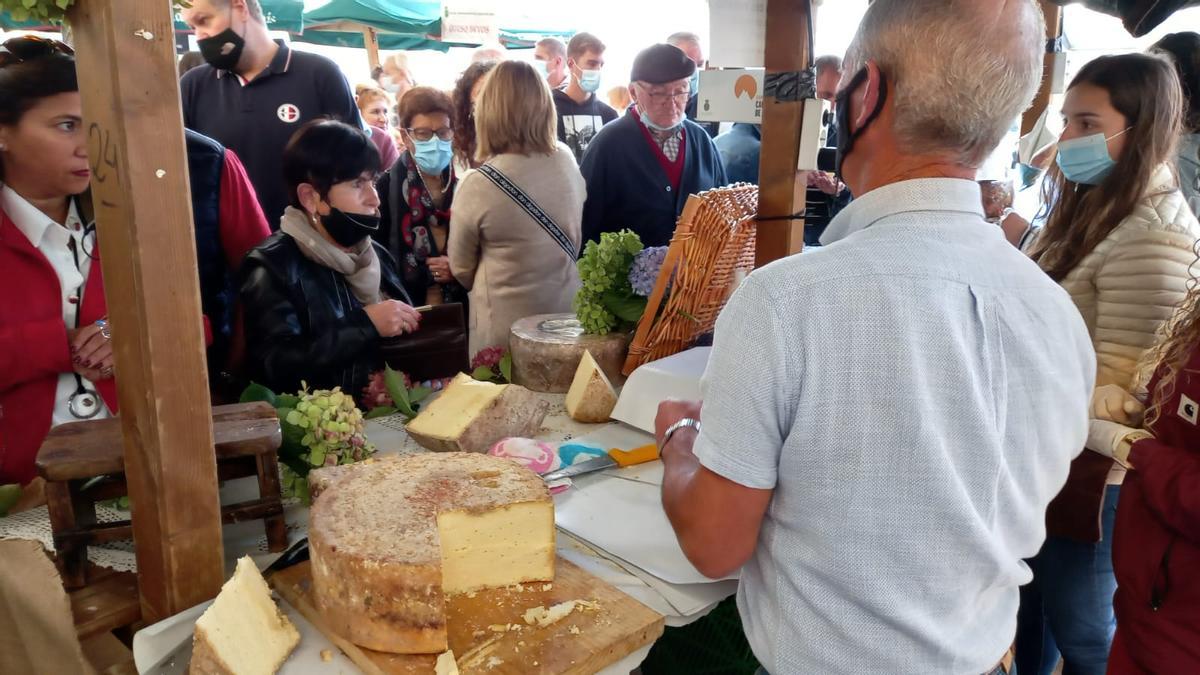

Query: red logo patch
left=277, top=103, right=301, bottom=123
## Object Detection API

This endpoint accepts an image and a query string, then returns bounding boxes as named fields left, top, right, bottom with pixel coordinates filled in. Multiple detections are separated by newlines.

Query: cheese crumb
left=320, top=649, right=333, bottom=662
left=523, top=600, right=578, bottom=627
left=467, top=592, right=477, bottom=599
left=488, top=624, right=508, bottom=632
left=542, top=583, right=553, bottom=591
left=485, top=656, right=504, bottom=669
left=569, top=625, right=581, bottom=635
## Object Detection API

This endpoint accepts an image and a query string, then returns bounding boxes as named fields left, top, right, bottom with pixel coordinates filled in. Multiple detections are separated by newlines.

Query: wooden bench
left=36, top=402, right=287, bottom=589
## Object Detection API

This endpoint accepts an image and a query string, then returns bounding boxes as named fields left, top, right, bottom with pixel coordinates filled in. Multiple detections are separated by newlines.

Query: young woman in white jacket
left=1014, top=53, right=1200, bottom=675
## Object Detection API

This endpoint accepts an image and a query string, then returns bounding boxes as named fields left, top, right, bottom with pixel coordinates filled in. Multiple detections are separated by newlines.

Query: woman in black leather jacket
left=240, top=120, right=422, bottom=398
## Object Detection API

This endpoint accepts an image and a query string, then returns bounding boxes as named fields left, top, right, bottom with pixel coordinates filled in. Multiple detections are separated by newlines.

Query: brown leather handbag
left=378, top=303, right=470, bottom=381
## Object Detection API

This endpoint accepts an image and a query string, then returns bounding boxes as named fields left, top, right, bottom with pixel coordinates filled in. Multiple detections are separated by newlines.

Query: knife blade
left=541, top=443, right=659, bottom=482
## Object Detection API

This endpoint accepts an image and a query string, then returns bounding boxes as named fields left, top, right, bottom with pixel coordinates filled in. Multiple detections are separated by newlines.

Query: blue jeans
left=1016, top=484, right=1121, bottom=675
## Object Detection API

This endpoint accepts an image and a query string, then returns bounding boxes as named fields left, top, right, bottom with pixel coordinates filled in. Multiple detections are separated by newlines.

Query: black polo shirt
left=181, top=41, right=360, bottom=228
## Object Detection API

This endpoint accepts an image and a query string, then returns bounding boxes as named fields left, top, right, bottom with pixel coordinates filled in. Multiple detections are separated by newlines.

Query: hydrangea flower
left=628, top=246, right=669, bottom=297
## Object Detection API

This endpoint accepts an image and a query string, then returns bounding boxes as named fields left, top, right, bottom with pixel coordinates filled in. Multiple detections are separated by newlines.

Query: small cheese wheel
left=509, top=313, right=629, bottom=393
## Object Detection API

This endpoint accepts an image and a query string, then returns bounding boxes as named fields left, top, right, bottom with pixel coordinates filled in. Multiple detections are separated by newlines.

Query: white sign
left=695, top=69, right=764, bottom=124
left=441, top=1, right=497, bottom=44
left=709, top=0, right=767, bottom=68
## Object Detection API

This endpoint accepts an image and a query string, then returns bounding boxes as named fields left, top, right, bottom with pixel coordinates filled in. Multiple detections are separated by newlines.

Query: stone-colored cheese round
left=307, top=453, right=555, bottom=655
left=509, top=313, right=630, bottom=393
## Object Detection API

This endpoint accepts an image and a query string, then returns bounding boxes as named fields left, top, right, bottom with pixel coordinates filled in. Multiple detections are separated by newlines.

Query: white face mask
left=378, top=75, right=400, bottom=94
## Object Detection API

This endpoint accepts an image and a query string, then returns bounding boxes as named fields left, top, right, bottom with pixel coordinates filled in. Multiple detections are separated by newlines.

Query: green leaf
left=364, top=406, right=398, bottom=419
left=384, top=365, right=410, bottom=407
left=408, top=386, right=432, bottom=404
left=499, top=352, right=512, bottom=383
left=309, top=447, right=326, bottom=467
left=275, top=394, right=301, bottom=410
left=0, top=484, right=21, bottom=518
left=472, top=366, right=496, bottom=382
left=603, top=291, right=648, bottom=323
left=240, top=382, right=277, bottom=406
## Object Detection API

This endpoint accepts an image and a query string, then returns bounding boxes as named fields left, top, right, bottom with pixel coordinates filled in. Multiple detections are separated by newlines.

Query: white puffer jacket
left=1060, top=165, right=1200, bottom=390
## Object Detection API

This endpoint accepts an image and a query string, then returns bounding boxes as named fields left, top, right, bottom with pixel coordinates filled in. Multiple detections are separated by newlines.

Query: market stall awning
left=3, top=0, right=304, bottom=33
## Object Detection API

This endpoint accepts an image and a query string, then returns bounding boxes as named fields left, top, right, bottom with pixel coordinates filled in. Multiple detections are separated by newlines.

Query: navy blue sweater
left=579, top=112, right=727, bottom=249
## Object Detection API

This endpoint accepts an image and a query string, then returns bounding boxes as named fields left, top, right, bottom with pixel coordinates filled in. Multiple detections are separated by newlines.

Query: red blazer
left=1111, top=347, right=1200, bottom=673
left=0, top=208, right=118, bottom=484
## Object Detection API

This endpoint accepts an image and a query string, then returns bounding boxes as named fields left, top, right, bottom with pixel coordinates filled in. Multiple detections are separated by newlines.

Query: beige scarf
left=280, top=206, right=382, bottom=305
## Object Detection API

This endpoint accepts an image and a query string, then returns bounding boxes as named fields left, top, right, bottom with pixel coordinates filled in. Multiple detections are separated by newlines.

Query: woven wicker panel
left=623, top=183, right=759, bottom=375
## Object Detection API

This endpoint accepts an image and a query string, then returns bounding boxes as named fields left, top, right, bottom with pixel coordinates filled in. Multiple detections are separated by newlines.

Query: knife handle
left=607, top=443, right=660, bottom=467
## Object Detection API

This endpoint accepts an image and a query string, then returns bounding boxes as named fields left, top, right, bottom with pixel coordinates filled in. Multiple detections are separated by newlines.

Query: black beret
left=630, top=43, right=696, bottom=85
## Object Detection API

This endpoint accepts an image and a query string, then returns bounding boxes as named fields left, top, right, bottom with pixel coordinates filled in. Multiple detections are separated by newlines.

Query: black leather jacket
left=239, top=231, right=411, bottom=399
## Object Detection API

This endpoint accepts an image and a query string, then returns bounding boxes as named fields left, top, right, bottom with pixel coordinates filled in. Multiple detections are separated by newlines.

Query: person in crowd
left=1093, top=253, right=1200, bottom=674
left=803, top=54, right=851, bottom=245
left=607, top=85, right=631, bottom=115
left=451, top=60, right=497, bottom=176
left=240, top=120, right=421, bottom=398
left=472, top=44, right=507, bottom=64
left=580, top=43, right=727, bottom=248
left=553, top=33, right=618, bottom=163
left=355, top=84, right=400, bottom=169
left=655, top=2, right=1097, bottom=674
left=1151, top=32, right=1199, bottom=214
left=0, top=38, right=116, bottom=485
left=534, top=37, right=568, bottom=90
left=448, top=61, right=584, bottom=355
left=713, top=122, right=760, bottom=185
left=376, top=87, right=465, bottom=308
left=180, top=0, right=361, bottom=228
left=1014, top=53, right=1200, bottom=675
left=178, top=51, right=206, bottom=78
left=666, top=31, right=719, bottom=138
left=376, top=52, right=415, bottom=102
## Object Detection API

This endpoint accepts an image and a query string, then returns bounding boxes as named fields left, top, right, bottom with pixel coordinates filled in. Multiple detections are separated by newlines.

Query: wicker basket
left=623, top=183, right=759, bottom=376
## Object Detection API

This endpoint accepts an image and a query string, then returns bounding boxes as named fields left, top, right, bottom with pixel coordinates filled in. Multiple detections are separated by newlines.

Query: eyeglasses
left=0, top=36, right=75, bottom=69
left=405, top=127, right=454, bottom=142
left=635, top=83, right=690, bottom=106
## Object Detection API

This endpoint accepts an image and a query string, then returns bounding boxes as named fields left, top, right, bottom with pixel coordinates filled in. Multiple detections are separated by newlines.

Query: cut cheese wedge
left=188, top=556, right=299, bottom=675
left=406, top=373, right=550, bottom=453
left=435, top=650, right=460, bottom=675
left=566, top=350, right=618, bottom=423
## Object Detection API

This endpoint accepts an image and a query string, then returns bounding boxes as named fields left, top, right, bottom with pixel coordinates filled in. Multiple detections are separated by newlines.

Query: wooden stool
left=36, top=402, right=287, bottom=589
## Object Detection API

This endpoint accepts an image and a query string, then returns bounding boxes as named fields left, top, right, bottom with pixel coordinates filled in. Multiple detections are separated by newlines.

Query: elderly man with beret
left=579, top=43, right=727, bottom=248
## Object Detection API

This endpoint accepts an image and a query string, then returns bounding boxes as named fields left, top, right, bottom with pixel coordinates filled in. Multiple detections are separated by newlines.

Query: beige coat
left=449, top=144, right=585, bottom=355
left=1059, top=165, right=1200, bottom=391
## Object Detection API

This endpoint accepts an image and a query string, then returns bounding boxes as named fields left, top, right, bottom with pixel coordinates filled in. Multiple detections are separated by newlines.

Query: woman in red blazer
left=0, top=38, right=117, bottom=484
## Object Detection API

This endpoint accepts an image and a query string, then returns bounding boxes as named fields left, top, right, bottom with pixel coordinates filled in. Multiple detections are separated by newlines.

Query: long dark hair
left=1029, top=54, right=1184, bottom=282
left=0, top=52, right=78, bottom=182
left=451, top=60, right=496, bottom=170
left=1152, top=32, right=1199, bottom=133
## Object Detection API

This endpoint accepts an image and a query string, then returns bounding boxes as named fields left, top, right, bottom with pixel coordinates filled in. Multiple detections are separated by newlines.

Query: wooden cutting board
left=270, top=557, right=664, bottom=675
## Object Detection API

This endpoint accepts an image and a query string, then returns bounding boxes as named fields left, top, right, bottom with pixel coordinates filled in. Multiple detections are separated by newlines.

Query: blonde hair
left=474, top=60, right=557, bottom=162
left=356, top=85, right=391, bottom=109
left=1138, top=245, right=1200, bottom=428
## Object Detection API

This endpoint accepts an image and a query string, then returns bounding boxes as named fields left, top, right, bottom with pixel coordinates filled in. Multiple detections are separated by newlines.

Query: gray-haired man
left=656, top=1, right=1096, bottom=672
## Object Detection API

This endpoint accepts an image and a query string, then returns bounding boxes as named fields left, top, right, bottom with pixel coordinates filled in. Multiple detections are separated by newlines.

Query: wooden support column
left=1022, top=1, right=1064, bottom=136
left=755, top=0, right=812, bottom=266
left=363, top=26, right=381, bottom=71
left=68, top=0, right=224, bottom=622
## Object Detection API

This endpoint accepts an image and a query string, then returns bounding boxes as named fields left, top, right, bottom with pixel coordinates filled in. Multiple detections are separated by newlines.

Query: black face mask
left=321, top=207, right=380, bottom=248
left=834, top=67, right=888, bottom=182
left=197, top=21, right=245, bottom=71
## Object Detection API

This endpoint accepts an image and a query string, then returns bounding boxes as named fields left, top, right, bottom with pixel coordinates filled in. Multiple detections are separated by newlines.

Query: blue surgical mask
left=412, top=137, right=452, bottom=175
left=640, top=109, right=681, bottom=134
left=532, top=59, right=549, bottom=80
left=688, top=70, right=700, bottom=96
left=1056, top=128, right=1130, bottom=185
left=579, top=69, right=602, bottom=93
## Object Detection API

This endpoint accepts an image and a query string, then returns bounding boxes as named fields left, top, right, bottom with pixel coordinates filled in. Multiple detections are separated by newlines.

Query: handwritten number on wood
left=87, top=123, right=120, bottom=187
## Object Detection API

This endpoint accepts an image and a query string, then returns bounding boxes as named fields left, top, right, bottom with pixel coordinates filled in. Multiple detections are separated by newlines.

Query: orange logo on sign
left=733, top=74, right=757, bottom=100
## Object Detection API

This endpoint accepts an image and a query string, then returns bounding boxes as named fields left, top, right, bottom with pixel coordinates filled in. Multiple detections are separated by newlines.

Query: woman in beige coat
left=1015, top=53, right=1200, bottom=675
left=449, top=60, right=585, bottom=355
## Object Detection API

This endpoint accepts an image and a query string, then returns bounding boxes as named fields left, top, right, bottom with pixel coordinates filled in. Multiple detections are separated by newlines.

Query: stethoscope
left=65, top=205, right=104, bottom=420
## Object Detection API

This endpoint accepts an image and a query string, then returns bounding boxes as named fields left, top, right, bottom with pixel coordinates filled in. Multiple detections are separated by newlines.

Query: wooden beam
left=363, top=26, right=381, bottom=72
left=755, top=0, right=812, bottom=266
left=1022, top=1, right=1064, bottom=137
left=67, top=0, right=224, bottom=622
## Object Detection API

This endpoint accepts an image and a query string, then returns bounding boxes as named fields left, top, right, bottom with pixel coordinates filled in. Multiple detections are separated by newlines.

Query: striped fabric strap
left=476, top=164, right=576, bottom=259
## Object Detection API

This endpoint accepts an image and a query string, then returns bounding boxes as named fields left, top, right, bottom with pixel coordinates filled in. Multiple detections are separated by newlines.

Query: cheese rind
left=308, top=453, right=555, bottom=654
left=405, top=373, right=550, bottom=454
left=565, top=350, right=618, bottom=423
left=510, top=313, right=629, bottom=393
left=188, top=556, right=299, bottom=675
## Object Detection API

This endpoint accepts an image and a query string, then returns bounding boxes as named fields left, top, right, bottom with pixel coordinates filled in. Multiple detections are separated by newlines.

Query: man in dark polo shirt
left=181, top=0, right=360, bottom=228
left=580, top=43, right=727, bottom=248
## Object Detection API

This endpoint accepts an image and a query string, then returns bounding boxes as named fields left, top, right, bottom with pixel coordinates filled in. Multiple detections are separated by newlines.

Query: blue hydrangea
left=628, top=246, right=669, bottom=297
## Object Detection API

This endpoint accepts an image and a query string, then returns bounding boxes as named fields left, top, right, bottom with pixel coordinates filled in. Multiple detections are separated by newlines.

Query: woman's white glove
left=1091, top=383, right=1145, bottom=426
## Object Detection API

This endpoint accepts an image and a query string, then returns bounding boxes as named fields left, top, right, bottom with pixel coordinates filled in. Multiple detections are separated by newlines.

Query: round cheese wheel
left=508, top=313, right=629, bottom=393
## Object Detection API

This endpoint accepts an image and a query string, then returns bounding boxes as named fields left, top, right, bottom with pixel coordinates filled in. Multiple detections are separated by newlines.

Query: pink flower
left=471, top=346, right=506, bottom=370
left=362, top=369, right=413, bottom=408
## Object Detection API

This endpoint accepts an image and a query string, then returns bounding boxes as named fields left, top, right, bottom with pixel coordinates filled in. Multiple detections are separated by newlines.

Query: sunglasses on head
left=0, top=35, right=75, bottom=69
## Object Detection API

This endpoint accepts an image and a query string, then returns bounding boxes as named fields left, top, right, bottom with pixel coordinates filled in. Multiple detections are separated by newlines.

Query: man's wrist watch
left=662, top=417, right=702, bottom=450
left=1115, top=430, right=1153, bottom=467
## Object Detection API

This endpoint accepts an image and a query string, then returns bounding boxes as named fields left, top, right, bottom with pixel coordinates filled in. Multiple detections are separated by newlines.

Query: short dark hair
left=814, top=55, right=842, bottom=75
left=0, top=51, right=77, bottom=182
left=1151, top=32, right=1200, bottom=133
left=282, top=120, right=381, bottom=208
left=567, top=33, right=606, bottom=61
left=398, top=86, right=454, bottom=129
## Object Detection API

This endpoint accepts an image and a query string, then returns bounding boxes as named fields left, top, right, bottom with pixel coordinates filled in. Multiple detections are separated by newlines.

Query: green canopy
left=301, top=0, right=440, bottom=37
left=2, top=1, right=304, bottom=33
left=295, top=29, right=453, bottom=53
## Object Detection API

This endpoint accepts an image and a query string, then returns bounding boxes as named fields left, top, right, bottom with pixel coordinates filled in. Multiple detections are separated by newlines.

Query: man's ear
left=854, top=60, right=885, bottom=131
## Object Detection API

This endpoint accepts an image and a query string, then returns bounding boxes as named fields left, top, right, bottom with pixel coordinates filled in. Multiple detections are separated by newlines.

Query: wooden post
left=363, top=26, right=381, bottom=72
left=1022, top=1, right=1063, bottom=136
left=755, top=0, right=812, bottom=266
left=68, top=0, right=225, bottom=622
